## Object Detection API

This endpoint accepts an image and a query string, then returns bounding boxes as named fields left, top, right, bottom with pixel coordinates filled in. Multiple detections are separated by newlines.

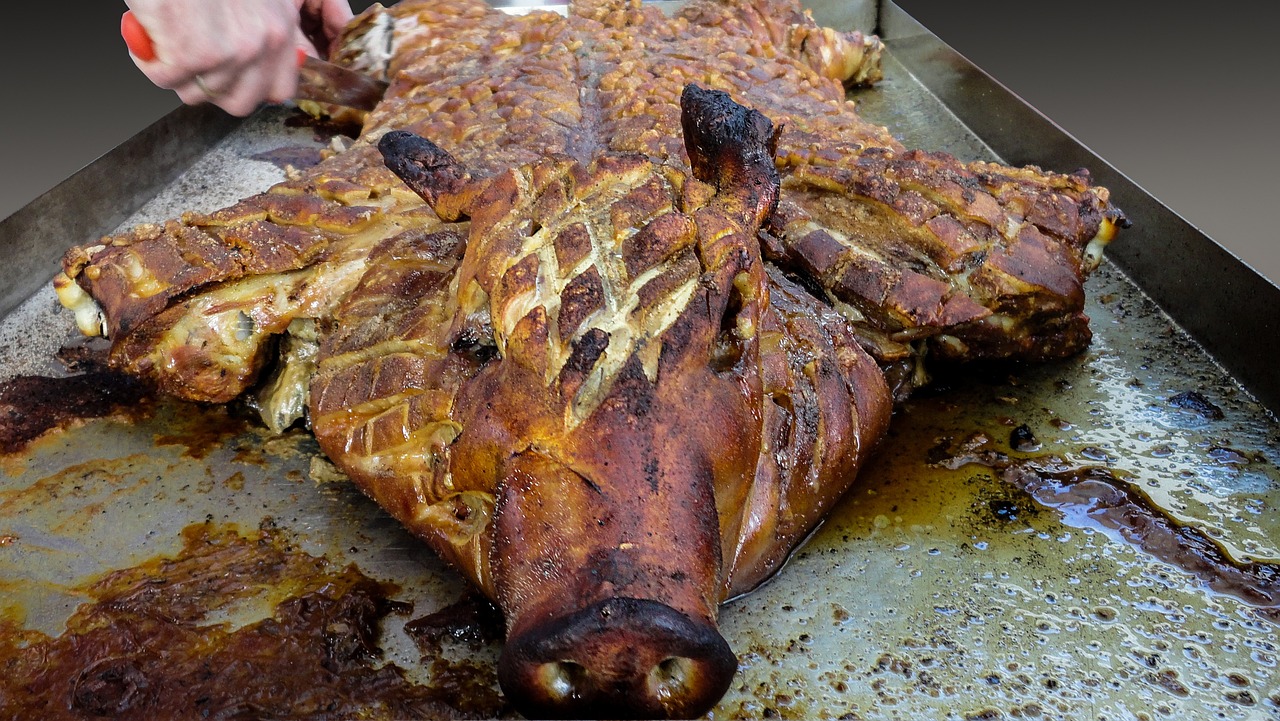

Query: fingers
left=298, top=0, right=355, bottom=56
left=124, top=0, right=304, bottom=116
left=161, top=50, right=297, bottom=116
left=321, top=0, right=356, bottom=42
left=158, top=49, right=295, bottom=117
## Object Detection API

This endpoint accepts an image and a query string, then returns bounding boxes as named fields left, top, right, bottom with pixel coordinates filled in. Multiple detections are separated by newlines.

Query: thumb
left=322, top=0, right=356, bottom=37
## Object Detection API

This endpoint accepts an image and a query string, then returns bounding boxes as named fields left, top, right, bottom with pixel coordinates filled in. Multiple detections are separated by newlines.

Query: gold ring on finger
left=194, top=74, right=220, bottom=97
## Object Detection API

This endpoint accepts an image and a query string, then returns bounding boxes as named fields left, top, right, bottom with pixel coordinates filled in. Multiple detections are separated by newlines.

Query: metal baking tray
left=3, top=2, right=1279, bottom=718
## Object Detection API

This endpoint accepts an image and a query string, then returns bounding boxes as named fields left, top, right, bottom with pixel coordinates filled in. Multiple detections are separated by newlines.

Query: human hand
left=123, top=0, right=354, bottom=117
left=298, top=0, right=356, bottom=59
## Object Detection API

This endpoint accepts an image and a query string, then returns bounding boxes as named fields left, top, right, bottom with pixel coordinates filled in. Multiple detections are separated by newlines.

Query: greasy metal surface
left=879, top=1, right=1280, bottom=416
left=798, top=0, right=877, bottom=34
left=4, top=6, right=1280, bottom=720
left=712, top=261, right=1280, bottom=719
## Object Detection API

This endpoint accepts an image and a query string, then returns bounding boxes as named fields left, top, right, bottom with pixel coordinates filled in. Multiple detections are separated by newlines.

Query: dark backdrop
left=2, top=1, right=1276, bottom=283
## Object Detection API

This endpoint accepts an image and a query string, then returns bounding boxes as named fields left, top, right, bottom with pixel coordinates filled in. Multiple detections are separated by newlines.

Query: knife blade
left=121, top=11, right=387, bottom=112
left=293, top=54, right=388, bottom=112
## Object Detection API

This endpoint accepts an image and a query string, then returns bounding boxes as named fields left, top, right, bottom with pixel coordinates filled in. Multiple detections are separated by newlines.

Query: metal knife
left=121, top=11, right=387, bottom=112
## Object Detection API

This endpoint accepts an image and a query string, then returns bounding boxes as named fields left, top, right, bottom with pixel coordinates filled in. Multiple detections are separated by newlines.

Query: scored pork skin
left=309, top=86, right=890, bottom=717
left=52, top=145, right=439, bottom=403
left=56, top=0, right=1124, bottom=406
left=351, top=0, right=1123, bottom=386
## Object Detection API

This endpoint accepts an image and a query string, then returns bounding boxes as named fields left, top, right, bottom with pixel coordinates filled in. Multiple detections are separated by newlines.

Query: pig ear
left=679, top=84, right=780, bottom=226
left=377, top=130, right=474, bottom=220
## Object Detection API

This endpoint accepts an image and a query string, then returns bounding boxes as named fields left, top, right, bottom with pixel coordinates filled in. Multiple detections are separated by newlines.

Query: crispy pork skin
left=57, top=0, right=1123, bottom=405
left=314, top=86, right=888, bottom=718
left=52, top=1, right=1125, bottom=717
left=766, top=154, right=1125, bottom=397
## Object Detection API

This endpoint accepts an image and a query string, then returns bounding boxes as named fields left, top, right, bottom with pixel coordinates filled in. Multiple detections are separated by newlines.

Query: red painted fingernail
left=297, top=48, right=307, bottom=67
left=121, top=11, right=157, bottom=62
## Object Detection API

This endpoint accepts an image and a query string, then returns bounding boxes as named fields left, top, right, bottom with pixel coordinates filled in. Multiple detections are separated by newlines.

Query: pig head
left=310, top=85, right=890, bottom=718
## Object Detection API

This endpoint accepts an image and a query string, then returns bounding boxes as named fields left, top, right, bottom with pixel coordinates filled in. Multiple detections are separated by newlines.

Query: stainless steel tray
left=3, top=2, right=1279, bottom=718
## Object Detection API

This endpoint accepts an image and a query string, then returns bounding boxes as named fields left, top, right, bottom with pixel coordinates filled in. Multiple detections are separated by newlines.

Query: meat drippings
left=0, top=522, right=496, bottom=720
left=931, top=432, right=1280, bottom=617
left=404, top=594, right=504, bottom=651
left=403, top=595, right=509, bottom=717
left=250, top=144, right=327, bottom=172
left=0, top=368, right=153, bottom=456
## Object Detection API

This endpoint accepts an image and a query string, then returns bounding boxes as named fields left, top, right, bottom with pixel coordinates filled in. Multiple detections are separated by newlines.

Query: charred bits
left=0, top=523, right=488, bottom=720
left=1009, top=424, right=1041, bottom=452
left=0, top=370, right=154, bottom=455
left=404, top=594, right=505, bottom=653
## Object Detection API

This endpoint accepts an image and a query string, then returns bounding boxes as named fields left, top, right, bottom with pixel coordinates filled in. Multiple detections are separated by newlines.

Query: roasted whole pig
left=51, top=0, right=1126, bottom=717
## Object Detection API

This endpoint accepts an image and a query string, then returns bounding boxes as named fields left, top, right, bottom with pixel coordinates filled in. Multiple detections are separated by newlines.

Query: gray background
left=2, top=1, right=1277, bottom=285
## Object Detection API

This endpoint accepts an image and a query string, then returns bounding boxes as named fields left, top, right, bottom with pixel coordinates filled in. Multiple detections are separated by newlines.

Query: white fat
left=1083, top=219, right=1118, bottom=272
left=361, top=13, right=395, bottom=76
left=329, top=136, right=353, bottom=154
left=341, top=10, right=397, bottom=78
left=53, top=273, right=108, bottom=338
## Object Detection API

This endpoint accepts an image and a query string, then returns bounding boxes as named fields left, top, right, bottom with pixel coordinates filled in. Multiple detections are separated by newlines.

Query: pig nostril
left=648, top=656, right=694, bottom=701
left=499, top=599, right=737, bottom=718
left=539, top=660, right=588, bottom=701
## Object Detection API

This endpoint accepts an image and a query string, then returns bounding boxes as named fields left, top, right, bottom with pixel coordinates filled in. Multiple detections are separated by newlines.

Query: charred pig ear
left=377, top=130, right=473, bottom=220
left=679, top=84, right=781, bottom=225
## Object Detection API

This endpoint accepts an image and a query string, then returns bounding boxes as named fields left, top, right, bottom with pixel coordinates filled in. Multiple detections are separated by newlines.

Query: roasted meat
left=51, top=0, right=1126, bottom=717
left=56, top=0, right=1123, bottom=402
left=307, top=86, right=891, bottom=716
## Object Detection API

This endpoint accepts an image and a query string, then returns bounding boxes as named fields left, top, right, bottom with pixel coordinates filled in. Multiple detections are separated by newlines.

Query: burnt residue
left=1003, top=463, right=1280, bottom=614
left=1002, top=461, right=1280, bottom=613
left=987, top=498, right=1022, bottom=522
left=53, top=340, right=114, bottom=373
left=0, top=522, right=499, bottom=720
left=971, top=485, right=1040, bottom=527
left=405, top=594, right=505, bottom=653
left=1009, top=424, right=1040, bottom=452
left=926, top=432, right=1007, bottom=470
left=931, top=434, right=1280, bottom=616
left=151, top=403, right=261, bottom=460
left=403, top=596, right=510, bottom=717
left=0, top=370, right=154, bottom=456
left=1207, top=445, right=1268, bottom=466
